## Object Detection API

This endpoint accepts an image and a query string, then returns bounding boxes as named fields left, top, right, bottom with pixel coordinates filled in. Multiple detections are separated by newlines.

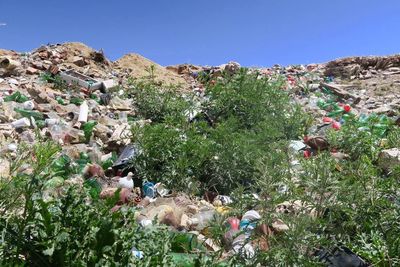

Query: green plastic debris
left=70, top=97, right=84, bottom=106
left=84, top=178, right=102, bottom=199
left=36, top=120, right=46, bottom=129
left=4, top=91, right=29, bottom=103
left=327, top=109, right=344, bottom=118
left=170, top=233, right=206, bottom=253
left=56, top=96, right=65, bottom=105
left=169, top=253, right=228, bottom=267
left=75, top=152, right=91, bottom=173
left=356, top=114, right=391, bottom=138
left=82, top=121, right=97, bottom=142
left=44, top=176, right=65, bottom=189
left=89, top=94, right=98, bottom=100
left=14, top=108, right=44, bottom=120
left=101, top=152, right=117, bottom=170
left=51, top=155, right=72, bottom=178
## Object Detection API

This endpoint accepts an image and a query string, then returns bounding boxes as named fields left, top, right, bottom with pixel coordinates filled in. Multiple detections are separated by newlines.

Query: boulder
left=378, top=148, right=400, bottom=172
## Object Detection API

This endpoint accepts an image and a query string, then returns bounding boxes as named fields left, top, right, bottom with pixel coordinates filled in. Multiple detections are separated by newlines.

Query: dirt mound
left=114, top=53, right=189, bottom=88
left=62, top=42, right=97, bottom=58
left=325, top=54, right=400, bottom=79
left=0, top=49, right=17, bottom=57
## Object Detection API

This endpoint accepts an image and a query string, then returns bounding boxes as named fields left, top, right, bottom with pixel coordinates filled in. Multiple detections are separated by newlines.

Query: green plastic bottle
left=70, top=97, right=84, bottom=105
left=4, top=91, right=29, bottom=103
left=170, top=232, right=206, bottom=253
left=14, top=108, right=44, bottom=120
left=327, top=109, right=344, bottom=118
left=56, top=96, right=65, bottom=105
left=82, top=121, right=97, bottom=141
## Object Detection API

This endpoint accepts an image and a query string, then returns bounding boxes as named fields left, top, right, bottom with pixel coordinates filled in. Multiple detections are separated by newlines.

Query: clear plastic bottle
left=189, top=209, right=215, bottom=231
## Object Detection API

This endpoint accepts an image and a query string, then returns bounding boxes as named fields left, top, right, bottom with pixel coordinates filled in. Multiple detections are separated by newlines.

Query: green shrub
left=0, top=142, right=174, bottom=266
left=128, top=78, right=190, bottom=123
left=130, top=70, right=310, bottom=194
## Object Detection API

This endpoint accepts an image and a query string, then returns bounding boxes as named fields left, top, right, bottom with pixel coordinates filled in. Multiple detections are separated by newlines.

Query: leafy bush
left=0, top=142, right=174, bottom=266
left=128, top=78, right=190, bottom=123
left=3, top=70, right=399, bottom=265
left=130, top=70, right=310, bottom=194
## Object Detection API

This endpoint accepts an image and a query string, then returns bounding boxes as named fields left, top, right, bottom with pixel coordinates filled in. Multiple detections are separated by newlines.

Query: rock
left=72, top=56, right=87, bottom=67
left=186, top=205, right=199, bottom=214
left=38, top=50, right=50, bottom=59
left=304, top=136, right=329, bottom=151
left=272, top=219, right=289, bottom=232
left=371, top=105, right=394, bottom=115
left=101, top=79, right=117, bottom=90
left=82, top=163, right=105, bottom=178
left=0, top=158, right=11, bottom=178
left=100, top=187, right=132, bottom=204
left=331, top=152, right=350, bottom=161
left=160, top=212, right=179, bottom=228
left=179, top=213, right=189, bottom=228
left=48, top=65, right=60, bottom=75
left=222, top=61, right=240, bottom=75
left=26, top=67, right=39, bottom=75
left=320, top=83, right=361, bottom=104
left=0, top=57, right=22, bottom=76
left=378, top=148, right=400, bottom=172
left=108, top=96, right=132, bottom=111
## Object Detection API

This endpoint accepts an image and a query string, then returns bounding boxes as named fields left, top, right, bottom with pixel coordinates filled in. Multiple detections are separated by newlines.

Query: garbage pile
left=1, top=43, right=399, bottom=265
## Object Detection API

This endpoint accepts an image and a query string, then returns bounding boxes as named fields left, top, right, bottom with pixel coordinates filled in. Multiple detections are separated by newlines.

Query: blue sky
left=0, top=0, right=399, bottom=67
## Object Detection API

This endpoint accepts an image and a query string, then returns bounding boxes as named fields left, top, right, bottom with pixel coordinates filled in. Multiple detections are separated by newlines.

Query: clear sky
left=0, top=0, right=399, bottom=67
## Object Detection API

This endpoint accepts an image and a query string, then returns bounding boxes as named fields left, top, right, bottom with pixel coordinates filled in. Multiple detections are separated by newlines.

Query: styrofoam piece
left=60, top=69, right=102, bottom=90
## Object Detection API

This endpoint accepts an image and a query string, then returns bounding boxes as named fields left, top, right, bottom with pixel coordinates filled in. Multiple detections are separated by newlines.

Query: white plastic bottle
left=78, top=101, right=89, bottom=122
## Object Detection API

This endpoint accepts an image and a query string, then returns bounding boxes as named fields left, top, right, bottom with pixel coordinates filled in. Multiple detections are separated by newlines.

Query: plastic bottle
left=223, top=217, right=240, bottom=250
left=14, top=108, right=44, bottom=120
left=88, top=143, right=101, bottom=164
left=22, top=100, right=35, bottom=110
left=11, top=117, right=31, bottom=129
left=327, top=109, right=344, bottom=118
left=143, top=182, right=156, bottom=198
left=188, top=209, right=215, bottom=231
left=119, top=111, right=128, bottom=123
left=118, top=172, right=134, bottom=189
left=45, top=118, right=60, bottom=127
left=49, top=124, right=66, bottom=143
left=78, top=101, right=89, bottom=122
left=4, top=91, right=29, bottom=103
left=170, top=232, right=206, bottom=253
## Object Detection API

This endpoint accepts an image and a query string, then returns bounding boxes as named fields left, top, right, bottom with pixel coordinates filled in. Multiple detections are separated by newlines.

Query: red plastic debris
left=304, top=150, right=312, bottom=158
left=227, top=217, right=240, bottom=230
left=343, top=104, right=351, bottom=113
left=332, top=121, right=341, bottom=130
left=323, top=117, right=333, bottom=123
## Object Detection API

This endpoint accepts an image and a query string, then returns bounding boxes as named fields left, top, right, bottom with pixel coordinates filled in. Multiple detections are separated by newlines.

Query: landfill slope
left=114, top=53, right=189, bottom=87
left=0, top=42, right=399, bottom=266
